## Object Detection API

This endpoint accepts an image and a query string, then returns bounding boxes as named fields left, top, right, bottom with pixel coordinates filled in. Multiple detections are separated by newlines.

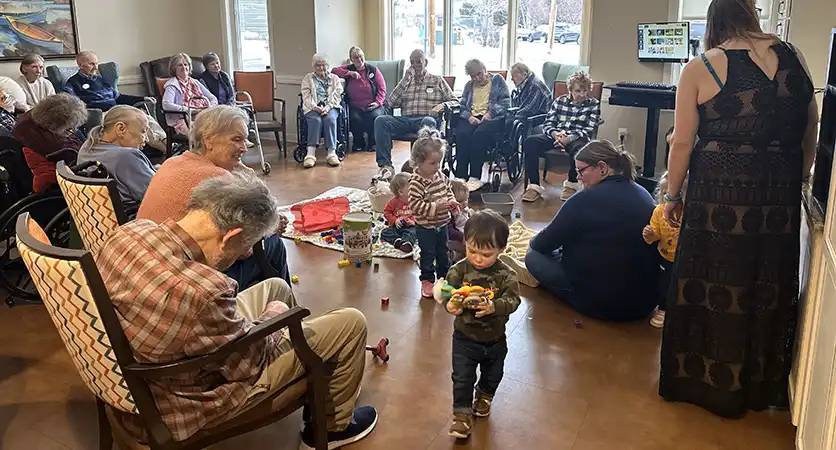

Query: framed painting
left=0, top=0, right=79, bottom=60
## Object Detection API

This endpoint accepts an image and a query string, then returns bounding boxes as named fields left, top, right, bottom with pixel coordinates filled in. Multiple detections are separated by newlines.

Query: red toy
left=366, top=337, right=390, bottom=362
left=381, top=296, right=389, bottom=305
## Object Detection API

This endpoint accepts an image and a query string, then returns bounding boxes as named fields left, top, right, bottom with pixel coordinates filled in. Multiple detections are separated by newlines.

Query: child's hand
left=446, top=295, right=464, bottom=316
left=395, top=218, right=404, bottom=228
left=405, top=218, right=415, bottom=226
left=474, top=298, right=495, bottom=318
left=642, top=225, right=659, bottom=243
left=447, top=202, right=460, bottom=214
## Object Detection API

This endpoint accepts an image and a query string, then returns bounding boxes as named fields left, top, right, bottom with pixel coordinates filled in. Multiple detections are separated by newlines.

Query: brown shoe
left=472, top=392, right=493, bottom=417
left=448, top=412, right=473, bottom=439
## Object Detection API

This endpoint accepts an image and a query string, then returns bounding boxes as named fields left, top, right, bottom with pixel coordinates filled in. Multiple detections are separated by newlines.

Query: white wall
left=315, top=0, right=365, bottom=67
left=788, top=0, right=835, bottom=89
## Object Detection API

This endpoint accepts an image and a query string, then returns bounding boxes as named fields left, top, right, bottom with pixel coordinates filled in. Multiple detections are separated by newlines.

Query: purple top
left=331, top=65, right=386, bottom=109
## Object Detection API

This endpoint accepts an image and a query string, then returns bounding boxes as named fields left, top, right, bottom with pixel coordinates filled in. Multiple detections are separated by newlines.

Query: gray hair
left=464, top=59, right=486, bottom=76
left=189, top=105, right=249, bottom=154
left=202, top=52, right=220, bottom=67
left=169, top=52, right=191, bottom=77
left=348, top=46, right=364, bottom=59
left=87, top=105, right=145, bottom=147
left=30, top=93, right=88, bottom=134
left=311, top=53, right=329, bottom=68
left=75, top=50, right=95, bottom=65
left=185, top=171, right=280, bottom=244
left=20, top=53, right=44, bottom=74
left=510, top=62, right=531, bottom=77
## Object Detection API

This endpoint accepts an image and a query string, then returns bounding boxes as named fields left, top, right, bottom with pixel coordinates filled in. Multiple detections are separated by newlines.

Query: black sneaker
left=393, top=238, right=403, bottom=249
left=399, top=241, right=413, bottom=253
left=299, top=406, right=378, bottom=450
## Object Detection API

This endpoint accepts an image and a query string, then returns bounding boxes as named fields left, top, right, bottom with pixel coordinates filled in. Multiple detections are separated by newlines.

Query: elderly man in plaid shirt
left=97, top=172, right=378, bottom=449
left=521, top=71, right=601, bottom=202
left=373, top=49, right=455, bottom=181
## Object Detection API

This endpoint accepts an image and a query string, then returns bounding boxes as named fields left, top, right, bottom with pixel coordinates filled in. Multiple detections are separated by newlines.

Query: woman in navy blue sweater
left=525, top=140, right=660, bottom=321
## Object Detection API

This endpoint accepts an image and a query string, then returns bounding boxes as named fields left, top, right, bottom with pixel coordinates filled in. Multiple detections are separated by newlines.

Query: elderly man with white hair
left=138, top=105, right=291, bottom=289
left=98, top=172, right=379, bottom=448
left=63, top=50, right=152, bottom=111
left=373, top=48, right=455, bottom=180
left=300, top=53, right=344, bottom=168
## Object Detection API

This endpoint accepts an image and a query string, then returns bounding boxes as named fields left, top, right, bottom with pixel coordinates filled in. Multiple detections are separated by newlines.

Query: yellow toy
left=291, top=275, right=299, bottom=283
left=434, top=281, right=496, bottom=309
left=338, top=259, right=351, bottom=268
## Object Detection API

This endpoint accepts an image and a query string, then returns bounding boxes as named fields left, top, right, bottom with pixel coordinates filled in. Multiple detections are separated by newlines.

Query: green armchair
left=366, top=59, right=405, bottom=94
left=541, top=62, right=590, bottom=95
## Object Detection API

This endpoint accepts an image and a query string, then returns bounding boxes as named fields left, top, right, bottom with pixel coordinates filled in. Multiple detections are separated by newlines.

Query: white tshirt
left=16, top=74, right=55, bottom=109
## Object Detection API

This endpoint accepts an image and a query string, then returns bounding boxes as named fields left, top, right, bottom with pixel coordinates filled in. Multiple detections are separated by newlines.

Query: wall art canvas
left=0, top=0, right=79, bottom=60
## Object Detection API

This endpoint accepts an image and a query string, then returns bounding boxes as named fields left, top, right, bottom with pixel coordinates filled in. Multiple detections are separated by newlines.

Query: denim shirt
left=459, top=74, right=511, bottom=120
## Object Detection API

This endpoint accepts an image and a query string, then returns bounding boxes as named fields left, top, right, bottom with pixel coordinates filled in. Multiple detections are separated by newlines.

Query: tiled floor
left=0, top=143, right=796, bottom=449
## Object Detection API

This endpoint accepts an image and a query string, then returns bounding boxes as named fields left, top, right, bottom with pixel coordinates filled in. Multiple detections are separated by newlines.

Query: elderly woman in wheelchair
left=300, top=54, right=344, bottom=168
left=162, top=52, right=218, bottom=136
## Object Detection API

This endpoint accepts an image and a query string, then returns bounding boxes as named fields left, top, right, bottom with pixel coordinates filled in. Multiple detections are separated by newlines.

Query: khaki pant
left=236, top=278, right=367, bottom=431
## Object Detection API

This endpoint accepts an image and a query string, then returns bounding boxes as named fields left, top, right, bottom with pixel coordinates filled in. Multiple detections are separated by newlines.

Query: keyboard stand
left=604, top=84, right=676, bottom=193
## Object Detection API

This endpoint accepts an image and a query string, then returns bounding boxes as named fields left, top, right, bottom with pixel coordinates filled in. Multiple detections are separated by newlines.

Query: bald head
left=408, top=49, right=428, bottom=77
left=76, top=51, right=99, bottom=76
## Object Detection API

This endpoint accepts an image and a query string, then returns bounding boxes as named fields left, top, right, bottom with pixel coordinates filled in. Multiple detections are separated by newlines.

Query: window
left=388, top=0, right=587, bottom=88
left=233, top=0, right=272, bottom=71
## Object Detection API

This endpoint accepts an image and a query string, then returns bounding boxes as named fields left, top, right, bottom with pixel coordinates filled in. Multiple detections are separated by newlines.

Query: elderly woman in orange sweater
left=137, top=105, right=289, bottom=288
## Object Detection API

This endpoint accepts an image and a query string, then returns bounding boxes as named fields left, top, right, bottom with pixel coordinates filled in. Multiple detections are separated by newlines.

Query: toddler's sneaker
left=448, top=412, right=473, bottom=439
left=472, top=391, right=492, bottom=417
left=399, top=241, right=414, bottom=253
left=421, top=280, right=434, bottom=298
left=650, top=309, right=666, bottom=328
left=299, top=405, right=378, bottom=450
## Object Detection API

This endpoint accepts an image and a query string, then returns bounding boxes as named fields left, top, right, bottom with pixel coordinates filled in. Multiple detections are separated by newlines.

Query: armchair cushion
left=140, top=56, right=205, bottom=97
left=366, top=59, right=405, bottom=94
left=541, top=62, right=590, bottom=95
left=46, top=62, right=119, bottom=93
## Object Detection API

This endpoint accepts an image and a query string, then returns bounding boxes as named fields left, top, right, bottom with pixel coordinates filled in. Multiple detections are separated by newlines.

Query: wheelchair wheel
left=336, top=143, right=348, bottom=161
left=262, top=162, right=271, bottom=175
left=293, top=145, right=306, bottom=163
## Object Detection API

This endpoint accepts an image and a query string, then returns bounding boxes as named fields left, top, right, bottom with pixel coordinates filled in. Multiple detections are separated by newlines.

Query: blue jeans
left=452, top=330, right=507, bottom=413
left=380, top=226, right=417, bottom=246
left=415, top=225, right=449, bottom=283
left=373, top=115, right=438, bottom=167
left=224, top=234, right=290, bottom=289
left=525, top=249, right=579, bottom=308
left=305, top=109, right=339, bottom=150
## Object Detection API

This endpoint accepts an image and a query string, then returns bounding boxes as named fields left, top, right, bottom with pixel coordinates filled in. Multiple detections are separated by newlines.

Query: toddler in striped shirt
left=407, top=127, right=459, bottom=298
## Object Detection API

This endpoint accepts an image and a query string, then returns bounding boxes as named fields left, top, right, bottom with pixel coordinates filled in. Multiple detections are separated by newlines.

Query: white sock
left=326, top=148, right=336, bottom=157
left=306, top=146, right=316, bottom=158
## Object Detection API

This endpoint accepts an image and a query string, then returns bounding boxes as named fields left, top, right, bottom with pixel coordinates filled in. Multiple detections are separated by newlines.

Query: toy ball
left=291, top=275, right=299, bottom=283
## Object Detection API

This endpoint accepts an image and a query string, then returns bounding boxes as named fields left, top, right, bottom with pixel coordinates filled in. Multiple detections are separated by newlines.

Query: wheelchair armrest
left=46, top=148, right=78, bottom=163
left=506, top=106, right=521, bottom=115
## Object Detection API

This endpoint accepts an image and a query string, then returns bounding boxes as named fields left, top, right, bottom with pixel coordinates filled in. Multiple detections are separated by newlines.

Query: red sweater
left=137, top=152, right=229, bottom=223
left=383, top=197, right=414, bottom=226
left=13, top=112, right=82, bottom=193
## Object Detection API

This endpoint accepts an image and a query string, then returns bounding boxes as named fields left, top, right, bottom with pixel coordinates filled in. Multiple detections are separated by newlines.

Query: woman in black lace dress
left=659, top=0, right=819, bottom=417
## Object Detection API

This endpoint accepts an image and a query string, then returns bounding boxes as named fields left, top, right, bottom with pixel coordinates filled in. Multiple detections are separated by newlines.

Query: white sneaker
left=303, top=155, right=316, bottom=168
left=650, top=309, right=665, bottom=328
left=376, top=165, right=394, bottom=181
left=465, top=178, right=483, bottom=192
left=560, top=180, right=582, bottom=201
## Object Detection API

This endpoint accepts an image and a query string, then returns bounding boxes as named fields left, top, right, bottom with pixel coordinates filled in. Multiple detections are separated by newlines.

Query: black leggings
left=522, top=134, right=589, bottom=185
left=349, top=106, right=386, bottom=149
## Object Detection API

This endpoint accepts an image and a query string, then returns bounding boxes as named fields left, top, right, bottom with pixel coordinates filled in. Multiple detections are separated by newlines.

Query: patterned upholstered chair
left=15, top=213, right=331, bottom=450
left=56, top=161, right=128, bottom=256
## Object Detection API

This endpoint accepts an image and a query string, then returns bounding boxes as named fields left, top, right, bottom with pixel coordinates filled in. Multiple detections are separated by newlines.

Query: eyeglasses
left=577, top=164, right=595, bottom=177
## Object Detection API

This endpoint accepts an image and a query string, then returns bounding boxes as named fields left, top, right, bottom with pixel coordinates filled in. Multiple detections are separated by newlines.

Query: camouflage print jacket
left=445, top=259, right=521, bottom=342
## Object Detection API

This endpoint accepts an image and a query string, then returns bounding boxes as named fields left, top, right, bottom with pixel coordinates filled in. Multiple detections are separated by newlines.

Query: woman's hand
left=664, top=201, right=683, bottom=228
left=483, top=112, right=491, bottom=121
left=367, top=102, right=379, bottom=110
left=348, top=71, right=361, bottom=80
left=468, top=116, right=480, bottom=125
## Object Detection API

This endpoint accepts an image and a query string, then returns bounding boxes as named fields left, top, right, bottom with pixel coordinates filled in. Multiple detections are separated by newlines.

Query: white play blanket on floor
left=279, top=186, right=418, bottom=260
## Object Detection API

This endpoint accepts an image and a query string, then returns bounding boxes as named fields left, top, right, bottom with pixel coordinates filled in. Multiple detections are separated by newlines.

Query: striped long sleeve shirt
left=408, top=171, right=456, bottom=228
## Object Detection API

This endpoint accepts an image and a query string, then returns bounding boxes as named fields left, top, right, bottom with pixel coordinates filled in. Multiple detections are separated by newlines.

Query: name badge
left=369, top=72, right=375, bottom=79
left=426, top=87, right=434, bottom=94
left=82, top=83, right=90, bottom=90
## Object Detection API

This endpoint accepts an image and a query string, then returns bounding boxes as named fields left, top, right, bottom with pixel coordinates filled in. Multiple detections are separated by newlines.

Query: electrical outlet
left=618, top=128, right=629, bottom=139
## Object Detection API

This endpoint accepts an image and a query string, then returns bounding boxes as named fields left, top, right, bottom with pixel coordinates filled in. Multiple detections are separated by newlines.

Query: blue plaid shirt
left=542, top=95, right=601, bottom=140
left=511, top=73, right=551, bottom=118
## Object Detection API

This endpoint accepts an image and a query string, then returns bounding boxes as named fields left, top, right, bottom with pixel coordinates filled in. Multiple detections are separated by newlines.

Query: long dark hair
left=705, top=0, right=775, bottom=50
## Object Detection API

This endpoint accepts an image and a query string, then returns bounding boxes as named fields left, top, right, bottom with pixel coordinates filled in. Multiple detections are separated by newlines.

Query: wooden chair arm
left=124, top=306, right=312, bottom=379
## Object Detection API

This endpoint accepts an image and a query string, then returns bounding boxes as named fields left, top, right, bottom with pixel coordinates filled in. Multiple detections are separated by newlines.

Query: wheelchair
left=293, top=94, right=350, bottom=163
left=0, top=138, right=106, bottom=307
left=442, top=105, right=525, bottom=192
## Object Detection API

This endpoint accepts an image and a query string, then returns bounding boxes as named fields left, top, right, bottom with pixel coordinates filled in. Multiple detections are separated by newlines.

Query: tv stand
left=604, top=84, right=676, bottom=192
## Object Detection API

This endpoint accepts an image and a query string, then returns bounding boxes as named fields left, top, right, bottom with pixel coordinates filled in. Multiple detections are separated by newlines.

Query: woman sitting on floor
left=455, top=59, right=510, bottom=192
left=77, top=105, right=156, bottom=218
left=137, top=105, right=290, bottom=289
left=16, top=53, right=55, bottom=110
left=162, top=52, right=218, bottom=135
left=300, top=53, right=344, bottom=168
left=525, top=140, right=660, bottom=321
left=12, top=93, right=86, bottom=193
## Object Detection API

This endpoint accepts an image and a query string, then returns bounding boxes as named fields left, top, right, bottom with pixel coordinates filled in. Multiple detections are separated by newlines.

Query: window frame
left=226, top=0, right=274, bottom=72
left=385, top=0, right=590, bottom=77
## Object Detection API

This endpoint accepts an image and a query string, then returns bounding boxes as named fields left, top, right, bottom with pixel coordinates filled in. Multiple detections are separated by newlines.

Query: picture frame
left=0, top=0, right=80, bottom=61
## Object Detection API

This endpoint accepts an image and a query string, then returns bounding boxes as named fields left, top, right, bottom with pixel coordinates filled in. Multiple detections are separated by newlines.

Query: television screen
left=637, top=22, right=690, bottom=63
